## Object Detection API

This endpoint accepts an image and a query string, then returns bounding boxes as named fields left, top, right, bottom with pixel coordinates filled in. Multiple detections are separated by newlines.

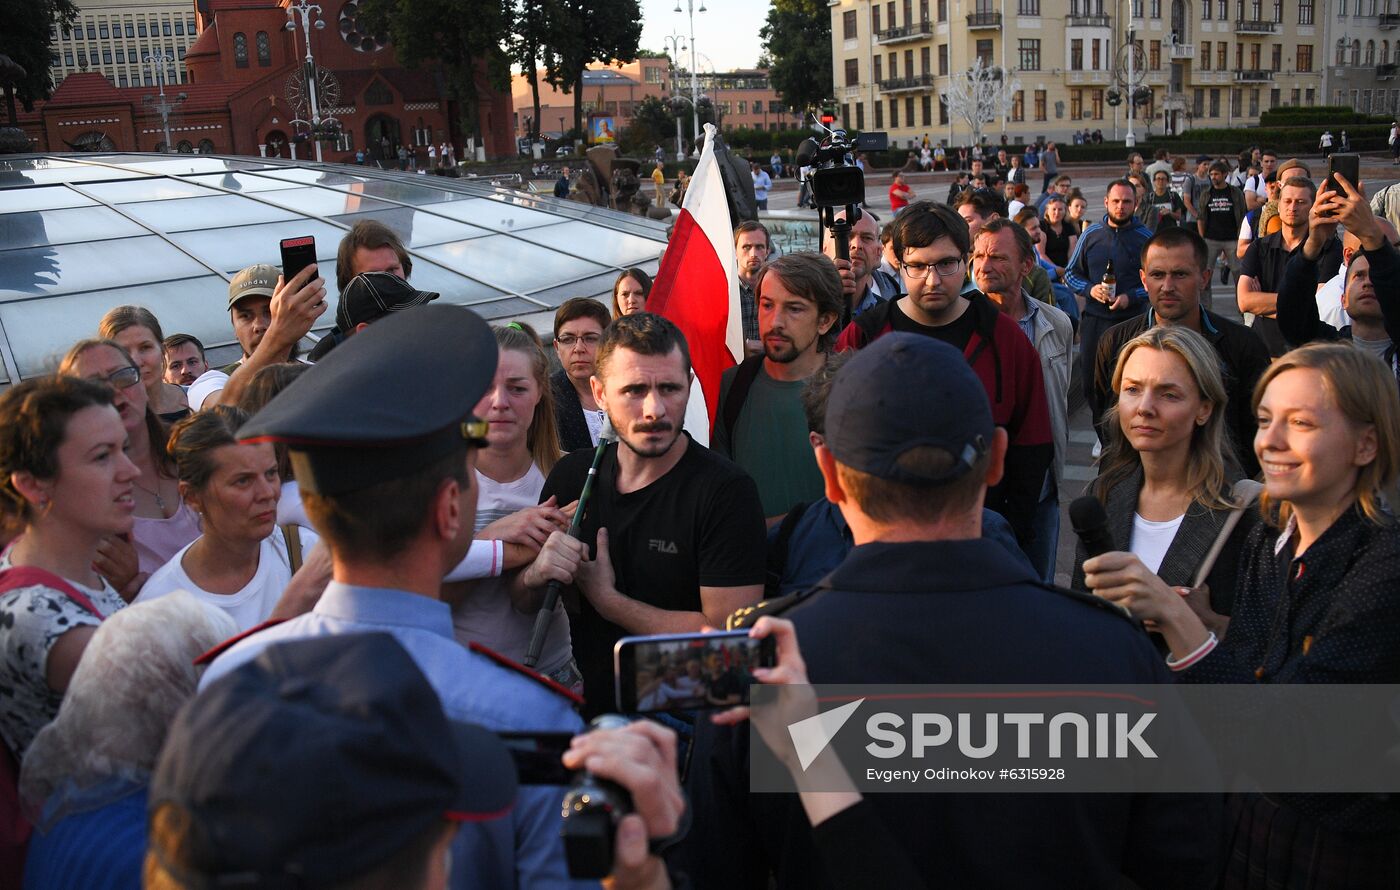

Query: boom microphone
left=1069, top=496, right=1117, bottom=559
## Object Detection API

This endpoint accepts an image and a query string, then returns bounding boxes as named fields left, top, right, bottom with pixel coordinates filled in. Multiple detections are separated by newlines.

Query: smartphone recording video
left=1324, top=153, right=1360, bottom=196
left=614, top=630, right=776, bottom=713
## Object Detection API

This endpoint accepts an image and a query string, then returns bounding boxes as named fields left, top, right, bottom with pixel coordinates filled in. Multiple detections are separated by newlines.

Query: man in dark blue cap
left=679, top=333, right=1220, bottom=889
left=197, top=304, right=594, bottom=889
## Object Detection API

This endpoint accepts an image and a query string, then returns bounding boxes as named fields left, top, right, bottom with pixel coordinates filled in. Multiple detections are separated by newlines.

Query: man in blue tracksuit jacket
left=1064, top=179, right=1154, bottom=421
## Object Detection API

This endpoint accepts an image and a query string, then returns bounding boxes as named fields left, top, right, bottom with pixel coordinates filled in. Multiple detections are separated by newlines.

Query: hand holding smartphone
left=614, top=630, right=777, bottom=713
left=1323, top=153, right=1360, bottom=198
left=279, top=235, right=317, bottom=283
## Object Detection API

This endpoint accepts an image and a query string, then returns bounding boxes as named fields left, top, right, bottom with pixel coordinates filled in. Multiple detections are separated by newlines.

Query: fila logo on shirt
left=648, top=539, right=679, bottom=555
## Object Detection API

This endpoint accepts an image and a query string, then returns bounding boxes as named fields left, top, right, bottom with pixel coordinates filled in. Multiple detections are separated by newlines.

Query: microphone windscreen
left=1069, top=495, right=1117, bottom=559
left=795, top=138, right=821, bottom=168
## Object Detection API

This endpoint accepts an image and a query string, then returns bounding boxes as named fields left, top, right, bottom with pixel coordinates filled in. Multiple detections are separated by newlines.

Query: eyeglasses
left=460, top=418, right=491, bottom=449
left=901, top=257, right=965, bottom=280
left=556, top=333, right=602, bottom=348
left=89, top=366, right=141, bottom=391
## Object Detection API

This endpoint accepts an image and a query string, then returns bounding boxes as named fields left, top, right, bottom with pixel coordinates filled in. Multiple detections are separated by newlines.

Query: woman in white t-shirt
left=136, top=407, right=313, bottom=631
left=444, top=324, right=579, bottom=688
left=1071, top=326, right=1258, bottom=640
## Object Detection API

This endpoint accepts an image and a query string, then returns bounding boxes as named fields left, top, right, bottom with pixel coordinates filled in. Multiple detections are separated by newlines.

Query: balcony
left=1169, top=42, right=1195, bottom=60
left=1381, top=12, right=1400, bottom=29
left=1066, top=13, right=1110, bottom=27
left=878, top=73, right=937, bottom=93
left=877, top=21, right=933, bottom=44
left=1234, top=19, right=1277, bottom=34
left=1233, top=68, right=1274, bottom=81
left=966, top=12, right=1002, bottom=29
left=1379, top=63, right=1399, bottom=79
left=1066, top=70, right=1112, bottom=84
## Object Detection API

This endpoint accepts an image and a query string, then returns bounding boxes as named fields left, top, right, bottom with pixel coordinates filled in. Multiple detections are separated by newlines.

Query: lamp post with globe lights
left=142, top=51, right=186, bottom=152
left=285, top=0, right=329, bottom=161
left=674, top=0, right=706, bottom=146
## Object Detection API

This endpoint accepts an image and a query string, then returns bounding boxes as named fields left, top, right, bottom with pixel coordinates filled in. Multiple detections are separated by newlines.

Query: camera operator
left=679, top=333, right=1219, bottom=888
left=820, top=210, right=900, bottom=320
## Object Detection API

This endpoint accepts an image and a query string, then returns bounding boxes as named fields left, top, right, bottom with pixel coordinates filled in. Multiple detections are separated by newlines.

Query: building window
left=175, top=19, right=184, bottom=35
left=976, top=39, right=994, bottom=66
left=1193, top=88, right=1204, bottom=115
left=1209, top=88, right=1220, bottom=116
left=1237, top=42, right=1244, bottom=69
left=187, top=18, right=196, bottom=33
left=922, top=94, right=932, bottom=125
left=1092, top=38, right=1102, bottom=69
left=1272, top=44, right=1282, bottom=70
left=256, top=31, right=271, bottom=66
left=938, top=44, right=948, bottom=74
left=843, top=10, right=857, bottom=38
left=86, top=23, right=95, bottom=39
left=138, top=21, right=147, bottom=37
left=1012, top=89, right=1024, bottom=120
left=118, top=73, right=128, bottom=86
left=1070, top=90, right=1082, bottom=119
left=856, top=102, right=865, bottom=129
left=921, top=46, right=930, bottom=74
left=1367, top=40, right=1376, bottom=65
left=1385, top=40, right=1391, bottom=64
left=1071, top=39, right=1084, bottom=70
left=1306, top=87, right=1315, bottom=105
left=1353, top=39, right=1361, bottom=66
left=1034, top=89, right=1046, bottom=120
left=890, top=98, right=899, bottom=128
left=1251, top=42, right=1261, bottom=68
left=1151, top=0, right=1161, bottom=17
left=77, top=51, right=87, bottom=67
left=875, top=100, right=883, bottom=128
left=1131, top=0, right=1142, bottom=16
left=1218, top=0, right=1227, bottom=18
left=1218, top=42, right=1228, bottom=70
left=116, top=48, right=125, bottom=63
left=64, top=51, right=73, bottom=66
left=938, top=0, right=947, bottom=21
left=1019, top=0, right=1039, bottom=13
left=872, top=5, right=881, bottom=33
left=1249, top=88, right=1259, bottom=115
left=888, top=51, right=897, bottom=77
left=1297, top=44, right=1312, bottom=71
left=1150, top=40, right=1161, bottom=69
left=1202, top=41, right=1211, bottom=69
left=845, top=58, right=859, bottom=85
left=1273, top=0, right=1282, bottom=21
left=143, top=71, right=152, bottom=86
left=738, top=100, right=746, bottom=114
left=1018, top=39, right=1041, bottom=70
left=1092, top=88, right=1104, bottom=118
left=1232, top=88, right=1242, bottom=116
left=921, top=0, right=929, bottom=21
left=874, top=56, right=882, bottom=82
left=162, top=20, right=171, bottom=36
left=905, top=96, right=915, bottom=124
left=103, top=48, right=112, bottom=64
left=125, top=22, right=134, bottom=37
left=1203, top=0, right=1211, bottom=19
left=99, top=22, right=109, bottom=38
left=234, top=32, right=248, bottom=67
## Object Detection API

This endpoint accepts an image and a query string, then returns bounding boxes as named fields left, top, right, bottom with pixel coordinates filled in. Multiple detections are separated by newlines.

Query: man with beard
left=822, top=210, right=900, bottom=326
left=163, top=334, right=208, bottom=386
left=521, top=314, right=767, bottom=716
left=713, top=253, right=843, bottom=521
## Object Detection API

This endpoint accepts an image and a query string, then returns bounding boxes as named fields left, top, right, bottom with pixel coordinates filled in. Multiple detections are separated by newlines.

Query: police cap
left=238, top=303, right=497, bottom=495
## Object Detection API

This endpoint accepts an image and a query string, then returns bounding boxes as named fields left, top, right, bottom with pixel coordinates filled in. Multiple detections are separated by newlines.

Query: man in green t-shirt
left=713, top=253, right=843, bottom=522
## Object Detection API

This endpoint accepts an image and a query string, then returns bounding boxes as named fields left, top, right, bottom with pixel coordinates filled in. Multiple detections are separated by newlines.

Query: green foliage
left=543, top=0, right=643, bottom=134
left=509, top=0, right=548, bottom=140
left=618, top=95, right=673, bottom=155
left=357, top=0, right=511, bottom=140
left=1258, top=105, right=1389, bottom=126
left=760, top=0, right=832, bottom=114
left=0, top=0, right=79, bottom=114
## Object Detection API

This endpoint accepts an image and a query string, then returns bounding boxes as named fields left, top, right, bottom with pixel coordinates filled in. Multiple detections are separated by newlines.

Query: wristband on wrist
left=1166, top=632, right=1217, bottom=672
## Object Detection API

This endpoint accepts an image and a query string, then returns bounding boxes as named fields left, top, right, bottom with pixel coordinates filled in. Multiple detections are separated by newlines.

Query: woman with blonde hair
left=59, top=340, right=196, bottom=598
left=1073, top=326, right=1258, bottom=635
left=444, top=324, right=579, bottom=688
left=98, top=306, right=189, bottom=424
left=1084, top=342, right=1400, bottom=886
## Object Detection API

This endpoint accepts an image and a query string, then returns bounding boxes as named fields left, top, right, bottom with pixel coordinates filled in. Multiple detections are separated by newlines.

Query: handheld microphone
left=1069, top=496, right=1117, bottom=559
left=524, top=416, right=616, bottom=667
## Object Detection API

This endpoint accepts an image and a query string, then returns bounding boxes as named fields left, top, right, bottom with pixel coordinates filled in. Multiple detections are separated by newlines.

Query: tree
left=941, top=57, right=1020, bottom=148
left=357, top=0, right=511, bottom=147
left=543, top=0, right=643, bottom=137
left=509, top=0, right=548, bottom=141
left=760, top=0, right=831, bottom=115
left=0, top=0, right=79, bottom=121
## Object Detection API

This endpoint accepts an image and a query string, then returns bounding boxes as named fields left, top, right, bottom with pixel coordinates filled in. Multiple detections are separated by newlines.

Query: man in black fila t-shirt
left=518, top=313, right=767, bottom=716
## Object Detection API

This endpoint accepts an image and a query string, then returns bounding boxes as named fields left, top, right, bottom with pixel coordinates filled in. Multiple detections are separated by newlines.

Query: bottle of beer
left=1101, top=259, right=1116, bottom=303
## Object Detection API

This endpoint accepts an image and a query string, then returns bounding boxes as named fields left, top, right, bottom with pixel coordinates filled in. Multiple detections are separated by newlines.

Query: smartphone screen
left=279, top=235, right=317, bottom=282
left=1324, top=153, right=1360, bottom=195
left=614, top=630, right=777, bottom=713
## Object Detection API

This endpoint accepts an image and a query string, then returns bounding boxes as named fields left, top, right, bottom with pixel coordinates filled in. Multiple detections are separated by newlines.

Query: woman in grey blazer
left=1072, top=327, right=1258, bottom=637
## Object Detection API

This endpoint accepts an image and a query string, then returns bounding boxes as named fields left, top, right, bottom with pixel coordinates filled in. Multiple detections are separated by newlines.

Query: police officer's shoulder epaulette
left=725, top=590, right=813, bottom=630
left=192, top=618, right=288, bottom=666
left=1033, top=581, right=1142, bottom=627
left=468, top=641, right=585, bottom=706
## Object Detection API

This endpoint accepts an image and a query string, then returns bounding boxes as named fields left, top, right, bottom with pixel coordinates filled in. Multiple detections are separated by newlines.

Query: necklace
left=133, top=479, right=167, bottom=513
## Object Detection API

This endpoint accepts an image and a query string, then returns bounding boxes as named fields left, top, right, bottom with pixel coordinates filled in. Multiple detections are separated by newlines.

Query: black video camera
left=796, top=127, right=865, bottom=208
left=559, top=714, right=634, bottom=878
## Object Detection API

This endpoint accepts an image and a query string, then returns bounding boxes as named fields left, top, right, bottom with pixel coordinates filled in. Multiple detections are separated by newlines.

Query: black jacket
left=1092, top=307, right=1270, bottom=477
left=1277, top=240, right=1400, bottom=357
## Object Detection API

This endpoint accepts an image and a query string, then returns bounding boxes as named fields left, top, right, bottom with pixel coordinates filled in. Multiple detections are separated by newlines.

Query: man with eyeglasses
left=550, top=297, right=613, bottom=452
left=834, top=201, right=1053, bottom=552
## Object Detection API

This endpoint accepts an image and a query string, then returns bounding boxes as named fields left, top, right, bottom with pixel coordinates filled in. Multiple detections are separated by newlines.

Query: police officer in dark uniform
left=679, top=333, right=1221, bottom=889
left=198, top=305, right=595, bottom=890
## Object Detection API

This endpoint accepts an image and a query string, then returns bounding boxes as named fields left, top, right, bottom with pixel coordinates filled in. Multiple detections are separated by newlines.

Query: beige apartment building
left=829, top=0, right=1344, bottom=147
left=49, top=0, right=201, bottom=90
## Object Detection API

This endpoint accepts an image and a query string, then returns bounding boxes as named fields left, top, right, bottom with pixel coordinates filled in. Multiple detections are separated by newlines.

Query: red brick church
left=16, top=0, right=514, bottom=163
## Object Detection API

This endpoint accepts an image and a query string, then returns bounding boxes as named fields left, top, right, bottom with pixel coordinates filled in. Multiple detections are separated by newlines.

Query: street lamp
left=674, top=0, right=706, bottom=145
left=663, top=32, right=690, bottom=160
left=285, top=0, right=328, bottom=162
left=142, top=51, right=185, bottom=152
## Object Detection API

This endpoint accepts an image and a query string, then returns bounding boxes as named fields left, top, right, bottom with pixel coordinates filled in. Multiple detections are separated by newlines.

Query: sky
left=637, top=0, right=771, bottom=73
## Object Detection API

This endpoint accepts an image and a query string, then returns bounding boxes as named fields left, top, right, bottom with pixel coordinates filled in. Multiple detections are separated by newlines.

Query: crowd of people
left=1, top=136, right=1399, bottom=888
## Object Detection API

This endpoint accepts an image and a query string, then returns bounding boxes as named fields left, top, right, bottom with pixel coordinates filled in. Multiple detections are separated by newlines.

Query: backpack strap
left=0, top=567, right=105, bottom=620
left=719, top=354, right=766, bottom=448
left=764, top=500, right=812, bottom=599
left=1190, top=480, right=1264, bottom=589
left=281, top=525, right=304, bottom=575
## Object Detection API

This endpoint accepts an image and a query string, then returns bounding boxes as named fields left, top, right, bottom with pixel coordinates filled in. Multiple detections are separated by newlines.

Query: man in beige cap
left=188, top=262, right=326, bottom=411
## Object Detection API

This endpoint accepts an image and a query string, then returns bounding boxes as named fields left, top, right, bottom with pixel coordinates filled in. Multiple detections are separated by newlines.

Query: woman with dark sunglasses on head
left=59, top=340, right=198, bottom=600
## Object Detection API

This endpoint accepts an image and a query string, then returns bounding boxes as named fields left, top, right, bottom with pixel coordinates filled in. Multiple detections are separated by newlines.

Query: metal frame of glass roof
left=0, top=153, right=667, bottom=381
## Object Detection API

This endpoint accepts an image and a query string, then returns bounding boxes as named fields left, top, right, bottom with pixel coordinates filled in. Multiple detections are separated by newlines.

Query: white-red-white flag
left=648, top=124, right=744, bottom=445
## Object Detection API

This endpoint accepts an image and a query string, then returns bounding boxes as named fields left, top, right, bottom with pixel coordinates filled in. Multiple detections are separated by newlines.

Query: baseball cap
left=1276, top=157, right=1310, bottom=179
left=825, top=333, right=993, bottom=483
left=336, top=271, right=439, bottom=330
left=151, top=634, right=517, bottom=885
left=1195, top=154, right=1212, bottom=163
left=227, top=263, right=279, bottom=310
